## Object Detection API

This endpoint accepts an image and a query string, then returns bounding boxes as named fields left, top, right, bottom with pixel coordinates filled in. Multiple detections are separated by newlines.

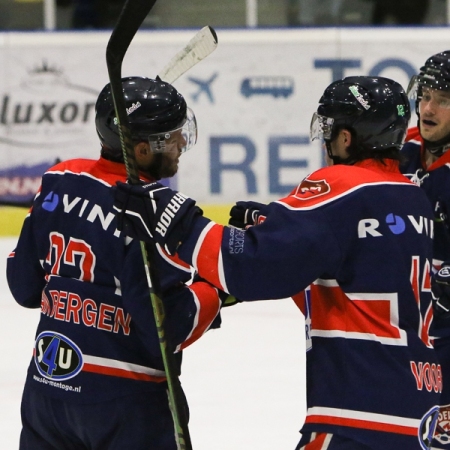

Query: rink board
left=1, top=28, right=450, bottom=208
left=0, top=204, right=232, bottom=236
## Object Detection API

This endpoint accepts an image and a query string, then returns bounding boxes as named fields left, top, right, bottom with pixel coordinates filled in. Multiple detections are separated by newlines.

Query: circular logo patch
left=34, top=331, right=83, bottom=380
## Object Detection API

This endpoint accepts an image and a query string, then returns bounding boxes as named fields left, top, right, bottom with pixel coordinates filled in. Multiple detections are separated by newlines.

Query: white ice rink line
left=0, top=236, right=306, bottom=449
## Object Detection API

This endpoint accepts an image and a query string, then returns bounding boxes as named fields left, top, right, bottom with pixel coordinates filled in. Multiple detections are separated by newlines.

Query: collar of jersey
left=353, top=158, right=400, bottom=174
left=406, top=126, right=450, bottom=170
left=97, top=156, right=154, bottom=183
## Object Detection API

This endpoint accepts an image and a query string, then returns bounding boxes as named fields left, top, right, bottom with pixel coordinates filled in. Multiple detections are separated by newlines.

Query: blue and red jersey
left=177, top=159, right=440, bottom=449
left=401, top=128, right=450, bottom=448
left=7, top=157, right=222, bottom=404
left=401, top=127, right=450, bottom=270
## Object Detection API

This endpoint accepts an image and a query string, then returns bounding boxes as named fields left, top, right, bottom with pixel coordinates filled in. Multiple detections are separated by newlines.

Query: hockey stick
left=158, top=26, right=218, bottom=84
left=106, top=1, right=192, bottom=449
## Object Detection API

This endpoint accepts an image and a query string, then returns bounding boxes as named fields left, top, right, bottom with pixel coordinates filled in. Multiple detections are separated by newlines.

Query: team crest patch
left=293, top=178, right=331, bottom=200
left=434, top=404, right=450, bottom=445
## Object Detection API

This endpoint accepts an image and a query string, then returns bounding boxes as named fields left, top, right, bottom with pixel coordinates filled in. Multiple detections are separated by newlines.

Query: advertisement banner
left=0, top=28, right=450, bottom=206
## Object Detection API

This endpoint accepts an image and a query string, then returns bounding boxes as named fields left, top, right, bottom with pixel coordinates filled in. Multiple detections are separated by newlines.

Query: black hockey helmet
left=407, top=50, right=450, bottom=156
left=95, top=76, right=197, bottom=160
left=311, top=76, right=410, bottom=155
left=409, top=50, right=450, bottom=96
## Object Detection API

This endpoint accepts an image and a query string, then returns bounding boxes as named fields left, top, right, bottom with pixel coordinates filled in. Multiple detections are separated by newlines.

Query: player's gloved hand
left=432, top=263, right=450, bottom=319
left=113, top=181, right=202, bottom=255
left=436, top=199, right=450, bottom=231
left=228, top=201, right=266, bottom=229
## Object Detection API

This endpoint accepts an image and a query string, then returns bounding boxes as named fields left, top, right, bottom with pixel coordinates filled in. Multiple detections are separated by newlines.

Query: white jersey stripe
left=155, top=243, right=191, bottom=273
left=192, top=220, right=215, bottom=268
left=307, top=406, right=421, bottom=428
left=83, top=354, right=165, bottom=377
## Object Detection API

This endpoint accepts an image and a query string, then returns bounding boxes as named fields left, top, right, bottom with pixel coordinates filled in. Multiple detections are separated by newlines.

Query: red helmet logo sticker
left=293, top=178, right=331, bottom=200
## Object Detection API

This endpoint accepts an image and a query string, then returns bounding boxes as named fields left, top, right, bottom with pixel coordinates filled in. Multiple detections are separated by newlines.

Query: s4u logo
left=34, top=331, right=83, bottom=380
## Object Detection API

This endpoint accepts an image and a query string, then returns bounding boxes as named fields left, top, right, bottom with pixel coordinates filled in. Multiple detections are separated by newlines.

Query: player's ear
left=342, top=129, right=352, bottom=148
left=134, top=142, right=152, bottom=164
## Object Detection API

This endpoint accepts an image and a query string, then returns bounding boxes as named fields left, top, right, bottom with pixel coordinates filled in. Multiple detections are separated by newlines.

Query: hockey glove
left=228, top=201, right=267, bottom=229
left=432, top=263, right=450, bottom=320
left=436, top=199, right=450, bottom=231
left=113, top=181, right=202, bottom=255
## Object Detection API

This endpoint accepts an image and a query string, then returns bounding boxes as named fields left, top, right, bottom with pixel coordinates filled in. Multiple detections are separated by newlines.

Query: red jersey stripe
left=310, top=282, right=406, bottom=344
left=177, top=282, right=221, bottom=351
left=195, top=222, right=226, bottom=291
left=82, top=363, right=166, bottom=382
left=301, top=433, right=332, bottom=450
left=305, top=409, right=420, bottom=436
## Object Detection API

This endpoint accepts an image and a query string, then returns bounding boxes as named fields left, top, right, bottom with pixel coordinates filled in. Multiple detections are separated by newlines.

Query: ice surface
left=0, top=237, right=307, bottom=449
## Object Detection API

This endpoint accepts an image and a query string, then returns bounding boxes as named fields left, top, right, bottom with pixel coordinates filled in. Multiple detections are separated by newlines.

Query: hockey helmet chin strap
left=325, top=140, right=342, bottom=165
left=423, top=138, right=450, bottom=157
left=325, top=139, right=356, bottom=166
left=421, top=127, right=450, bottom=157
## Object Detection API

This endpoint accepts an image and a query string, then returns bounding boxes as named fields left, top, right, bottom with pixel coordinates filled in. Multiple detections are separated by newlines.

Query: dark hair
left=343, top=126, right=405, bottom=165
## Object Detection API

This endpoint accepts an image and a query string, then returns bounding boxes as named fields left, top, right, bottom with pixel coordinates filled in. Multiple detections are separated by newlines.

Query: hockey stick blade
left=158, top=26, right=218, bottom=84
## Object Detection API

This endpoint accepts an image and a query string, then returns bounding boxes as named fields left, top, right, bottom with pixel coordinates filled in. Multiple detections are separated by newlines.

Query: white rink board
left=0, top=28, right=450, bottom=204
left=0, top=236, right=306, bottom=449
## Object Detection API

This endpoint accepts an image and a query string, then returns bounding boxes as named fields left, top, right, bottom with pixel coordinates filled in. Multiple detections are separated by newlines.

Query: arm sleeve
left=178, top=201, right=343, bottom=300
left=164, top=280, right=222, bottom=352
left=7, top=211, right=47, bottom=309
left=120, top=241, right=221, bottom=356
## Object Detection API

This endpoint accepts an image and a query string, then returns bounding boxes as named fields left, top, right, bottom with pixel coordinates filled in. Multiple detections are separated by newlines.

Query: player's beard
left=142, top=152, right=179, bottom=180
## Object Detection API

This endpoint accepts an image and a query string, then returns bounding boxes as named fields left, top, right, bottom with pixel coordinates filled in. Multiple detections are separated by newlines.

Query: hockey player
left=7, top=76, right=226, bottom=450
left=112, top=76, right=441, bottom=450
left=400, top=51, right=450, bottom=449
